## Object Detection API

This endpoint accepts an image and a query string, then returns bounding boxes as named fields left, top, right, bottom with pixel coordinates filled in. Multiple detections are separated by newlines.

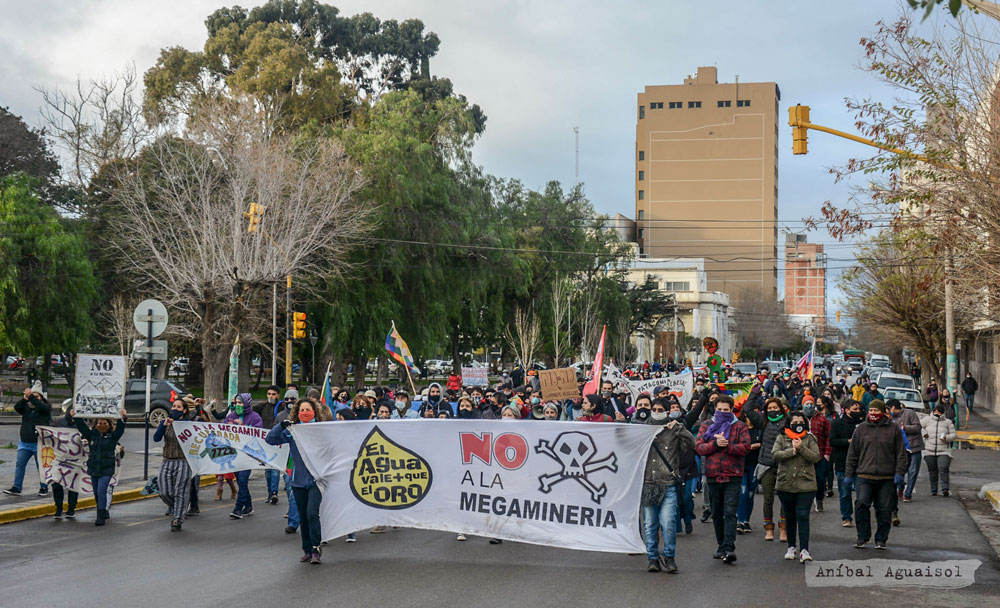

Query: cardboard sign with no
left=538, top=368, right=579, bottom=401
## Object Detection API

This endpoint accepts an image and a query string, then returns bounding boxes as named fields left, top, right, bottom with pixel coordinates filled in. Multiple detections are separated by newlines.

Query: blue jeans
left=265, top=469, right=280, bottom=494
left=965, top=394, right=974, bottom=411
left=94, top=476, right=112, bottom=510
left=676, top=478, right=697, bottom=531
left=234, top=470, right=252, bottom=513
left=13, top=441, right=43, bottom=492
left=836, top=471, right=853, bottom=521
left=904, top=451, right=922, bottom=499
left=736, top=469, right=758, bottom=523
left=284, top=473, right=299, bottom=529
left=642, top=485, right=679, bottom=561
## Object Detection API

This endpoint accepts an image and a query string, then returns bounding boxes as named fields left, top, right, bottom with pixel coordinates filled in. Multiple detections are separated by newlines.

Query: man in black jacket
left=830, top=400, right=863, bottom=527
left=961, top=372, right=978, bottom=412
left=4, top=382, right=52, bottom=496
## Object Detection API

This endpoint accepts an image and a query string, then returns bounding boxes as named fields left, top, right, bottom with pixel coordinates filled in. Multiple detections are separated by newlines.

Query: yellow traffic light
left=293, top=311, right=307, bottom=339
left=836, top=310, right=841, bottom=323
left=789, top=105, right=810, bottom=155
left=245, top=202, right=266, bottom=232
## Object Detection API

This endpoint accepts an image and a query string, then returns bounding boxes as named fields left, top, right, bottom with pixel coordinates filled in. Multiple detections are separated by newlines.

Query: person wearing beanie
left=4, top=383, right=52, bottom=496
left=226, top=393, right=263, bottom=520
left=844, top=399, right=907, bottom=550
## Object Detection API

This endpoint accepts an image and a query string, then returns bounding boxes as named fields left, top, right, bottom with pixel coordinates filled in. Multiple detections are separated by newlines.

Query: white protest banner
left=461, top=366, right=488, bottom=387
left=172, top=421, right=289, bottom=476
left=291, top=420, right=660, bottom=553
left=606, top=363, right=694, bottom=405
left=37, top=426, right=121, bottom=494
left=73, top=354, right=127, bottom=418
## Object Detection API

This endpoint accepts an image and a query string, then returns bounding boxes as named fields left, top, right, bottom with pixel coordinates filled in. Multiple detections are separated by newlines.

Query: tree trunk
left=238, top=343, right=251, bottom=393
left=252, top=345, right=264, bottom=390
left=352, top=354, right=367, bottom=389
left=331, top=356, right=349, bottom=388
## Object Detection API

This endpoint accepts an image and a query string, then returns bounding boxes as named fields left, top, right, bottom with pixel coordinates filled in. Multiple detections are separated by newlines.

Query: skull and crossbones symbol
left=535, top=431, right=618, bottom=504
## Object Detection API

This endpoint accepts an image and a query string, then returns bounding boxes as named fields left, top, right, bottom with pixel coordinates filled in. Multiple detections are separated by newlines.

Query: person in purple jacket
left=226, top=393, right=263, bottom=519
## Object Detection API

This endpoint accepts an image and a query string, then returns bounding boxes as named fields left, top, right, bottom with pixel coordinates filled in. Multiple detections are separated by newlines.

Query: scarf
left=784, top=426, right=807, bottom=440
left=705, top=410, right=735, bottom=440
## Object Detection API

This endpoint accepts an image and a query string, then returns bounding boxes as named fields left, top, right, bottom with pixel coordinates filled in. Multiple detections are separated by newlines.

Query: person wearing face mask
left=640, top=399, right=696, bottom=573
left=542, top=402, right=561, bottom=421
left=351, top=393, right=372, bottom=421
left=921, top=404, right=957, bottom=497
left=630, top=393, right=654, bottom=424
left=500, top=404, right=521, bottom=420
left=668, top=401, right=699, bottom=535
left=334, top=389, right=352, bottom=412
left=253, top=385, right=283, bottom=505
left=735, top=407, right=762, bottom=535
left=456, top=397, right=478, bottom=419
left=153, top=399, right=194, bottom=531
left=601, top=381, right=628, bottom=422
left=479, top=393, right=504, bottom=420
left=772, top=411, right=821, bottom=563
left=830, top=400, right=864, bottom=526
left=757, top=397, right=787, bottom=542
left=391, top=390, right=420, bottom=419
left=425, top=382, right=447, bottom=414
left=801, top=396, right=831, bottom=513
left=888, top=399, right=924, bottom=504
left=861, top=382, right=883, bottom=411
left=924, top=380, right=939, bottom=411
left=937, top=389, right=955, bottom=422
left=844, top=400, right=908, bottom=550
left=268, top=398, right=333, bottom=564
left=226, top=393, right=263, bottom=520
left=851, top=379, right=866, bottom=403
left=69, top=408, right=127, bottom=526
left=960, top=372, right=978, bottom=413
left=579, top=394, right=613, bottom=422
left=528, top=395, right=545, bottom=419
left=695, top=395, right=750, bottom=564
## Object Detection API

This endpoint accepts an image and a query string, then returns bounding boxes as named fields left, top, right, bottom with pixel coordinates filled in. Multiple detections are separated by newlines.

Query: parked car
left=169, top=357, right=190, bottom=375
left=732, top=362, right=759, bottom=376
left=882, top=387, right=927, bottom=413
left=760, top=360, right=789, bottom=374
left=873, top=372, right=916, bottom=391
left=123, top=378, right=188, bottom=427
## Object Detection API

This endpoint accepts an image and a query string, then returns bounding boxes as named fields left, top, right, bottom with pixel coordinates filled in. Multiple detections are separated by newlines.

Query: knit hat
left=30, top=380, right=44, bottom=395
left=802, top=395, right=816, bottom=405
left=868, top=399, right=887, bottom=412
left=283, top=388, right=299, bottom=401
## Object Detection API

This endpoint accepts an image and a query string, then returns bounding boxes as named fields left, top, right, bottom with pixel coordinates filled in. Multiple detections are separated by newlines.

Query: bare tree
left=731, top=286, right=796, bottom=354
left=610, top=314, right=637, bottom=366
left=575, top=278, right=603, bottom=363
left=109, top=97, right=371, bottom=404
left=550, top=275, right=569, bottom=367
left=101, top=294, right=138, bottom=357
left=37, top=64, right=151, bottom=191
left=504, top=305, right=541, bottom=370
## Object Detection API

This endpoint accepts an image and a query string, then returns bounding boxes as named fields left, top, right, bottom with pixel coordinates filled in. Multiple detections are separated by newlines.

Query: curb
left=0, top=476, right=218, bottom=525
left=986, top=489, right=1000, bottom=513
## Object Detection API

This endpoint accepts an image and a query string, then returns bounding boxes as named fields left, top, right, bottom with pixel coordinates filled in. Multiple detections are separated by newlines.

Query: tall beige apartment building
left=635, top=66, right=780, bottom=299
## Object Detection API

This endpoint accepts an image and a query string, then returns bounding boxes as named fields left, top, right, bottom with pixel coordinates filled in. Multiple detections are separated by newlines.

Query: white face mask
left=501, top=416, right=515, bottom=422
left=395, top=400, right=406, bottom=410
left=650, top=411, right=668, bottom=421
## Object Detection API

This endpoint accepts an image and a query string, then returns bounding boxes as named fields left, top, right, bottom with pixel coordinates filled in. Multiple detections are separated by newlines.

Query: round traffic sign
left=133, top=299, right=168, bottom=338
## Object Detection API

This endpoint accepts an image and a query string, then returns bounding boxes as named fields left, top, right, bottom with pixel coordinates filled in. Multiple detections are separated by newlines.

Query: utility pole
left=574, top=126, right=579, bottom=180
left=285, top=274, right=292, bottom=385
left=945, top=250, right=958, bottom=427
left=271, top=284, right=277, bottom=385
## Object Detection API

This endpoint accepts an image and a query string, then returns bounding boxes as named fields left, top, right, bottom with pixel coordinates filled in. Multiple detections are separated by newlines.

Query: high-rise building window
left=638, top=170, right=644, bottom=181
left=638, top=210, right=645, bottom=219
left=688, top=101, right=701, bottom=108
left=638, top=229, right=644, bottom=239
left=638, top=190, right=644, bottom=200
left=668, top=101, right=682, bottom=109
left=639, top=150, right=645, bottom=161
left=737, top=99, right=751, bottom=107
left=717, top=100, right=731, bottom=108
left=650, top=102, right=664, bottom=109
left=639, top=105, right=645, bottom=119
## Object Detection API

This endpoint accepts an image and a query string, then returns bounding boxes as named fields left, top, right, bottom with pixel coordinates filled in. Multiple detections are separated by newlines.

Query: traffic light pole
left=285, top=274, right=292, bottom=386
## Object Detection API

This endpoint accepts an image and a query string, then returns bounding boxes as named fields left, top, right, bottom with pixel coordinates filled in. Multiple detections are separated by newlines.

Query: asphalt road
left=1, top=470, right=997, bottom=608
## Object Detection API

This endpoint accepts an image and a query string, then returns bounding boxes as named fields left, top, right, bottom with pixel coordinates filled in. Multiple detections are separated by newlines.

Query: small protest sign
left=538, top=368, right=580, bottom=401
left=73, top=354, right=126, bottom=418
left=461, top=366, right=488, bottom=387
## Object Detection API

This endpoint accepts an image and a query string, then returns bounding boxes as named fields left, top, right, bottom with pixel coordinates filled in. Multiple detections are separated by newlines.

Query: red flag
left=582, top=325, right=607, bottom=397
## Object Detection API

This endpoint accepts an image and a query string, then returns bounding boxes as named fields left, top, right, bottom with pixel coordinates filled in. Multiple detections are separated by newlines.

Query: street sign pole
left=133, top=299, right=167, bottom=482
left=144, top=309, right=152, bottom=480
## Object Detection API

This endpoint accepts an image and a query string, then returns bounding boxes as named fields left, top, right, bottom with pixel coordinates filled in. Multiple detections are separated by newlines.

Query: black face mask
left=790, top=422, right=807, bottom=435
left=849, top=411, right=863, bottom=421
left=634, top=409, right=651, bottom=423
left=457, top=409, right=475, bottom=419
left=170, top=410, right=184, bottom=420
left=429, top=394, right=441, bottom=404
left=355, top=406, right=372, bottom=420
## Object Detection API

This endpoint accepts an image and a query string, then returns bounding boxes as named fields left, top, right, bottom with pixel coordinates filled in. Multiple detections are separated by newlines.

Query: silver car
left=882, top=387, right=927, bottom=413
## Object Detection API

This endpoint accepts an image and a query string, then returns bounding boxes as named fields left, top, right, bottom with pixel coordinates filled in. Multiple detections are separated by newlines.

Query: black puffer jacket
left=73, top=416, right=126, bottom=478
left=15, top=395, right=51, bottom=443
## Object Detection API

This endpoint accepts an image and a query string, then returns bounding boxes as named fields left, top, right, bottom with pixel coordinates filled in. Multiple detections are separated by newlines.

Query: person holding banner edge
left=267, top=398, right=333, bottom=564
left=69, top=408, right=127, bottom=526
left=153, top=399, right=193, bottom=531
left=226, top=393, right=263, bottom=520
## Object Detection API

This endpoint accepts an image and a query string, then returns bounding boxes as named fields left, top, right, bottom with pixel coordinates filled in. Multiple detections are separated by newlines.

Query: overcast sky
left=0, top=0, right=953, bottom=322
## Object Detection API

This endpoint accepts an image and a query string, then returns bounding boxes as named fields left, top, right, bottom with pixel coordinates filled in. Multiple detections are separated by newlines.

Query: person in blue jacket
left=267, top=398, right=333, bottom=564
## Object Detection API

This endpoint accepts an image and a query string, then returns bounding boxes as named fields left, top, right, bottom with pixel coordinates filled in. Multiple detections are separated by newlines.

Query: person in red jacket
left=695, top=394, right=750, bottom=564
left=802, top=396, right=831, bottom=512
left=579, top=395, right=613, bottom=422
left=446, top=369, right=463, bottom=394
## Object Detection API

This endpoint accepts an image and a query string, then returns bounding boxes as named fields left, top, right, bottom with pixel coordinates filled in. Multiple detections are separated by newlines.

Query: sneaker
left=661, top=556, right=678, bottom=573
left=38, top=487, right=48, bottom=496
left=736, top=522, right=746, bottom=535
left=825, top=489, right=834, bottom=498
left=310, top=552, right=322, bottom=564
left=456, top=534, right=467, bottom=541
left=65, top=511, right=75, bottom=519
left=712, top=548, right=725, bottom=559
left=489, top=538, right=503, bottom=544
left=370, top=526, right=387, bottom=534
left=815, top=501, right=824, bottom=512
left=891, top=512, right=901, bottom=527
left=284, top=526, right=297, bottom=534
left=346, top=534, right=357, bottom=543
left=685, top=521, right=693, bottom=535
left=854, top=539, right=869, bottom=549
left=742, top=522, right=753, bottom=533
left=53, top=512, right=63, bottom=520
left=229, top=511, right=243, bottom=519
left=842, top=520, right=853, bottom=527
left=300, top=553, right=312, bottom=563
left=943, top=490, right=950, bottom=497
left=320, top=541, right=328, bottom=546
left=902, top=496, right=911, bottom=503
left=170, top=519, right=182, bottom=531
left=896, top=488, right=903, bottom=499
left=2, top=487, right=21, bottom=496
left=799, top=549, right=812, bottom=562
left=930, top=491, right=937, bottom=496
left=187, top=507, right=200, bottom=516
left=700, top=510, right=712, bottom=523
left=875, top=541, right=887, bottom=550
left=722, top=552, right=737, bottom=564
left=165, top=509, right=174, bottom=517
left=647, top=559, right=661, bottom=572
left=242, top=508, right=254, bottom=516
left=784, top=546, right=797, bottom=560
